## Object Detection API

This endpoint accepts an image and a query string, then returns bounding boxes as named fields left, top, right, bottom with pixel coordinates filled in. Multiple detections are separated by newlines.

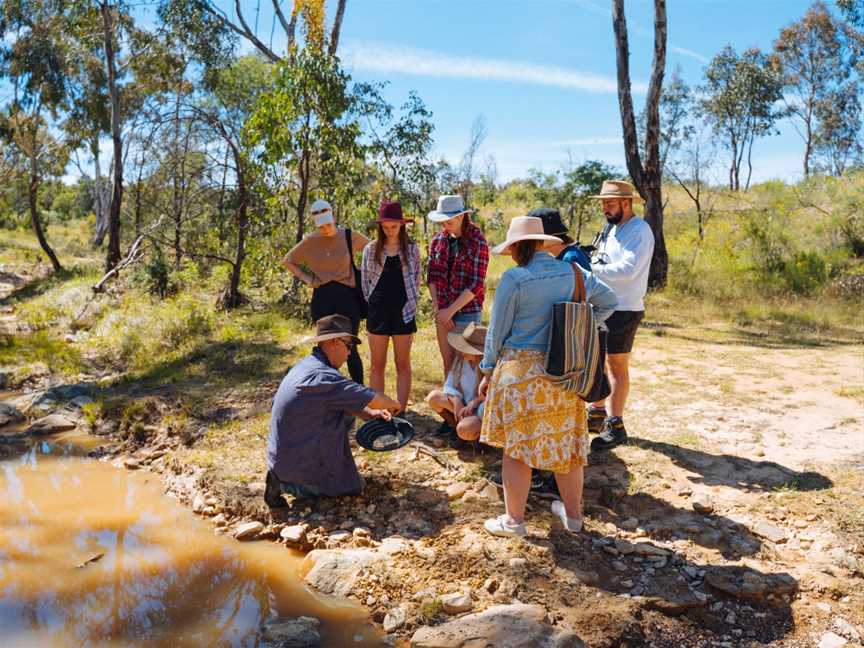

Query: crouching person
left=265, top=315, right=400, bottom=507
left=426, top=323, right=487, bottom=444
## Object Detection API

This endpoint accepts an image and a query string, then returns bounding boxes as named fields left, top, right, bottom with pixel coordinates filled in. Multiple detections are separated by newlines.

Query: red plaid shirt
left=426, top=223, right=489, bottom=315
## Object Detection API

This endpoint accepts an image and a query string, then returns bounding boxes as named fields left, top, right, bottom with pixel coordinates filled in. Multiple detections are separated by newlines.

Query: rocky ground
left=2, top=266, right=863, bottom=648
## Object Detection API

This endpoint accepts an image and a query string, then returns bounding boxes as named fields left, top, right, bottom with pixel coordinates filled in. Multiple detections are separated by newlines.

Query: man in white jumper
left=588, top=181, right=655, bottom=452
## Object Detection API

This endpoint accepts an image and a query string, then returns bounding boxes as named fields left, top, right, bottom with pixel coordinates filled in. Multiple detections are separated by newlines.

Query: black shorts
left=367, top=303, right=417, bottom=336
left=605, top=310, right=644, bottom=354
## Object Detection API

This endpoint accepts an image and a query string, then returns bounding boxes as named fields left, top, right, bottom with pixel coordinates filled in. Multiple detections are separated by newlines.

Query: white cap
left=310, top=199, right=334, bottom=226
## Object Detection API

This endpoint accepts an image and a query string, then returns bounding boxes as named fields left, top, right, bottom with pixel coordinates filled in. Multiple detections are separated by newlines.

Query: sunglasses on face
left=338, top=338, right=356, bottom=350
left=312, top=209, right=330, bottom=216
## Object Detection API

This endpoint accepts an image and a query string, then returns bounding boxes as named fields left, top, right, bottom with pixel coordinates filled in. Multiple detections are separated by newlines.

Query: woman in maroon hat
left=360, top=201, right=421, bottom=414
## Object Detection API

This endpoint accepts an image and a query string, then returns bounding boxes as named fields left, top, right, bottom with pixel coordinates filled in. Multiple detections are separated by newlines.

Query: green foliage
left=139, top=246, right=176, bottom=299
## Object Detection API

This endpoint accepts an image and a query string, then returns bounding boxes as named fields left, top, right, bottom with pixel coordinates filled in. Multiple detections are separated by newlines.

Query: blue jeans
left=453, top=312, right=482, bottom=327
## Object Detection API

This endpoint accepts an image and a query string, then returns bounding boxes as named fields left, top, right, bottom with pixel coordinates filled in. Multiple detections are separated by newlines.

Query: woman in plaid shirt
left=426, top=195, right=490, bottom=382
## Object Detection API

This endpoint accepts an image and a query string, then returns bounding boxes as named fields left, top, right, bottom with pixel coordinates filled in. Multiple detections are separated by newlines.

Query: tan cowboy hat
left=447, top=322, right=487, bottom=355
left=591, top=180, right=645, bottom=204
left=301, top=314, right=362, bottom=346
left=491, top=216, right=562, bottom=255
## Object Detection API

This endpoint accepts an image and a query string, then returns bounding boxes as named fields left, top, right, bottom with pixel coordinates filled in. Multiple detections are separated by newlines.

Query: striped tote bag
left=544, top=264, right=611, bottom=402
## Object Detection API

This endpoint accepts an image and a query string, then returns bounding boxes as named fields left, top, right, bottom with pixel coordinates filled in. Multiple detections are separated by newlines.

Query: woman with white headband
left=282, top=199, right=370, bottom=383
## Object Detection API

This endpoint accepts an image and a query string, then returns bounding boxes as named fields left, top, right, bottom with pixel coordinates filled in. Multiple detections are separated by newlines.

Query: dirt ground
left=3, top=264, right=863, bottom=647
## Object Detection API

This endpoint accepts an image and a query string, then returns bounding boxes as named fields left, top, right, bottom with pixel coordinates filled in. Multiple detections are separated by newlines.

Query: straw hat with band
left=447, top=322, right=487, bottom=356
left=376, top=200, right=414, bottom=224
left=310, top=198, right=335, bottom=226
left=301, top=314, right=362, bottom=346
left=428, top=195, right=472, bottom=223
left=591, top=180, right=645, bottom=204
left=491, top=216, right=562, bottom=255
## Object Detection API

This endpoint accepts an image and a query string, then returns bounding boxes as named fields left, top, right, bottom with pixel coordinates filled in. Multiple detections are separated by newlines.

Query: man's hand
left=367, top=408, right=392, bottom=421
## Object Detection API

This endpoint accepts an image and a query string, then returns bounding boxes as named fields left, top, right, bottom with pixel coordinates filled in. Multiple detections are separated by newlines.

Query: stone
left=415, top=545, right=437, bottom=561
left=508, top=558, right=527, bottom=570
left=26, top=414, right=77, bottom=436
left=302, top=548, right=390, bottom=597
left=478, top=482, right=501, bottom=501
left=328, top=530, right=352, bottom=543
left=632, top=542, right=670, bottom=557
left=614, top=540, right=635, bottom=555
left=725, top=611, right=737, bottom=624
left=818, top=632, right=848, bottom=648
left=833, top=617, right=861, bottom=642
left=123, top=458, right=140, bottom=470
left=447, top=482, right=468, bottom=501
left=352, top=526, right=371, bottom=538
left=260, top=616, right=321, bottom=647
left=0, top=402, right=24, bottom=427
left=413, top=587, right=437, bottom=601
left=281, top=524, right=309, bottom=544
left=677, top=486, right=693, bottom=497
left=612, top=561, right=628, bottom=572
left=440, top=592, right=473, bottom=614
left=383, top=606, right=407, bottom=633
left=691, top=492, right=714, bottom=514
left=620, top=579, right=634, bottom=589
left=620, top=517, right=639, bottom=531
left=752, top=520, right=788, bottom=544
left=233, top=521, right=265, bottom=541
left=705, top=567, right=797, bottom=603
left=410, top=603, right=584, bottom=648
left=192, top=494, right=207, bottom=514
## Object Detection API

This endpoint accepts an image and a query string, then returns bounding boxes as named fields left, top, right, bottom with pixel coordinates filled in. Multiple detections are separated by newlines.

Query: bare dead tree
left=328, top=0, right=347, bottom=56
left=612, top=0, right=668, bottom=288
left=459, top=115, right=487, bottom=205
left=101, top=1, right=123, bottom=272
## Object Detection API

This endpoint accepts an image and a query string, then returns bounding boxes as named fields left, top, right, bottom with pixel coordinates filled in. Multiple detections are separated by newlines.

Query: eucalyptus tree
left=611, top=0, right=669, bottom=287
left=701, top=46, right=785, bottom=192
left=773, top=1, right=858, bottom=177
left=0, top=0, right=73, bottom=272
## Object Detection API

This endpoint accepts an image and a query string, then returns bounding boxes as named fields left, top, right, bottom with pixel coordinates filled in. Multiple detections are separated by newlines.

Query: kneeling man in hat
left=265, top=315, right=401, bottom=506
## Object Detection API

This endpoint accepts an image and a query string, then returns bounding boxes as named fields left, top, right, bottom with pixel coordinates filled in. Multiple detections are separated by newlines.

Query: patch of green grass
left=417, top=598, right=444, bottom=624
left=0, top=330, right=84, bottom=375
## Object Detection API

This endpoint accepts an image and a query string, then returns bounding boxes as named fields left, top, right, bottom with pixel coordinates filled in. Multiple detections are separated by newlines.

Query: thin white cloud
left=342, top=42, right=647, bottom=95
left=557, top=136, right=623, bottom=147
left=567, top=0, right=710, bottom=64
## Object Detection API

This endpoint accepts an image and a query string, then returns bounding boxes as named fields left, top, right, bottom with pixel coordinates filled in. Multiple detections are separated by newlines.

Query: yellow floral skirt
left=480, top=348, right=588, bottom=473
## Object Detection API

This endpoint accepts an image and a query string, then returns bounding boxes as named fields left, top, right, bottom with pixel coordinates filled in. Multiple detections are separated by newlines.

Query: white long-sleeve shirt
left=592, top=217, right=655, bottom=311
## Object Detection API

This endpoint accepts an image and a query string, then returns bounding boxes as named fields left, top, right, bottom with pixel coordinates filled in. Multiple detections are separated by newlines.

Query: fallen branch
left=92, top=234, right=145, bottom=294
left=412, top=444, right=459, bottom=471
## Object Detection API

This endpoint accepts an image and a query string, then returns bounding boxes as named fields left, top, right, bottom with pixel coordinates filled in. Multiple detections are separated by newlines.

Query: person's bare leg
left=456, top=415, right=481, bottom=441
left=426, top=390, right=456, bottom=427
left=367, top=333, right=390, bottom=395
left=392, top=334, right=413, bottom=413
left=605, top=353, right=631, bottom=417
left=502, top=454, right=532, bottom=524
left=553, top=463, right=584, bottom=520
left=435, top=321, right=456, bottom=381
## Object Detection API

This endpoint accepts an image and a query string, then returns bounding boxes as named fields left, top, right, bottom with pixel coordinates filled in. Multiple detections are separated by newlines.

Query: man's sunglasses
left=338, top=338, right=356, bottom=350
left=312, top=208, right=330, bottom=216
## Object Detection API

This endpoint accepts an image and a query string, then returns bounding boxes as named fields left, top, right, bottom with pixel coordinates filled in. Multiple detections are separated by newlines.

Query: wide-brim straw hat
left=428, top=194, right=471, bottom=222
left=301, top=314, right=362, bottom=346
left=447, top=322, right=487, bottom=355
left=491, top=216, right=563, bottom=255
left=590, top=180, right=645, bottom=204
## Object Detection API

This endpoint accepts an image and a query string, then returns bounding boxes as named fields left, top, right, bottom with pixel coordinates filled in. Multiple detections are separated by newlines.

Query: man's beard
left=605, top=212, right=623, bottom=225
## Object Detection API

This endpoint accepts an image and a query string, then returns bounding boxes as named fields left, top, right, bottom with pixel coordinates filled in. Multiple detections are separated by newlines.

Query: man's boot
left=590, top=416, right=627, bottom=452
left=264, top=470, right=287, bottom=508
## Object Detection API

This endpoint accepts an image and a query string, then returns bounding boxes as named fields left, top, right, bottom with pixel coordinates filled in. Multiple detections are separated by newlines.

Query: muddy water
left=0, top=422, right=376, bottom=647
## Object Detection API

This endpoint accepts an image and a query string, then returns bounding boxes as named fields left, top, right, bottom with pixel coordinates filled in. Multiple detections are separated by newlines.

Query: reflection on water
left=0, top=441, right=374, bottom=647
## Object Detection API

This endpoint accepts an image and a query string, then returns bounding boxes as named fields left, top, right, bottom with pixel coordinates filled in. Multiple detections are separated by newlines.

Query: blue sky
left=331, top=0, right=824, bottom=183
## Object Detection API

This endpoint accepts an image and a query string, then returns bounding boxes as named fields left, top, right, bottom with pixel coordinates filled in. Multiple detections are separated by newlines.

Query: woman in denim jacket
left=479, top=216, right=617, bottom=538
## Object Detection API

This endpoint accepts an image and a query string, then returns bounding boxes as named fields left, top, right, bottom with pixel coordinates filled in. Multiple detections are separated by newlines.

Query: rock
left=612, top=561, right=628, bottom=572
left=620, top=579, right=634, bottom=588
left=614, top=539, right=636, bottom=555
left=328, top=530, right=352, bottom=544
left=818, top=632, right=848, bottom=648
left=383, top=606, right=407, bottom=632
left=68, top=395, right=94, bottom=410
left=704, top=567, right=797, bottom=603
left=602, top=545, right=619, bottom=556
left=440, top=592, right=473, bottom=614
left=833, top=617, right=861, bottom=642
left=413, top=587, right=437, bottom=601
left=352, top=526, right=371, bottom=538
left=415, top=545, right=437, bottom=561
left=123, top=458, right=140, bottom=470
left=26, top=414, right=77, bottom=436
left=691, top=492, right=714, bottom=514
left=620, top=517, right=639, bottom=531
left=827, top=547, right=861, bottom=573
left=260, top=616, right=321, bottom=647
left=677, top=486, right=693, bottom=497
left=410, top=603, right=583, bottom=648
left=508, top=558, right=527, bottom=570
left=632, top=542, right=670, bottom=557
left=752, top=520, right=788, bottom=544
left=233, top=521, right=265, bottom=541
left=0, top=402, right=24, bottom=427
left=192, top=493, right=207, bottom=513
left=281, top=524, right=308, bottom=545
left=302, top=548, right=390, bottom=597
left=725, top=611, right=737, bottom=624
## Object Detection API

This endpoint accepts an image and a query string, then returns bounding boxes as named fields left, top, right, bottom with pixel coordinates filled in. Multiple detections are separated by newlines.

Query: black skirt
left=367, top=255, right=417, bottom=336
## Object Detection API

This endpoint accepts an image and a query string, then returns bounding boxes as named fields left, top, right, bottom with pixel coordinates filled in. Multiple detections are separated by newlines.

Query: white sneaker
left=551, top=500, right=583, bottom=533
left=484, top=514, right=527, bottom=538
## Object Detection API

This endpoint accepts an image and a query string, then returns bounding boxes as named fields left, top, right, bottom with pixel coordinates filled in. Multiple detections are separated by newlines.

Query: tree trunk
left=92, top=135, right=109, bottom=246
left=226, top=164, right=249, bottom=310
left=171, top=82, right=183, bottom=268
left=295, top=148, right=310, bottom=244
left=328, top=0, right=347, bottom=56
left=102, top=2, right=123, bottom=272
left=612, top=0, right=668, bottom=288
left=28, top=138, right=62, bottom=273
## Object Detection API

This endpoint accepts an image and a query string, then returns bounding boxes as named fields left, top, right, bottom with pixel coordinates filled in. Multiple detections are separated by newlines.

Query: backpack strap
left=570, top=263, right=586, bottom=303
left=345, top=228, right=357, bottom=271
